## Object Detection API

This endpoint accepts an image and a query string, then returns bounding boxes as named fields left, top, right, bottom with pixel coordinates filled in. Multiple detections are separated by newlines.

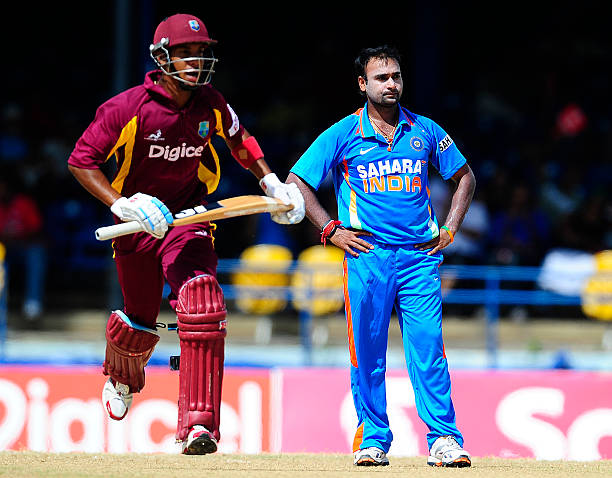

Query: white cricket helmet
left=149, top=13, right=218, bottom=88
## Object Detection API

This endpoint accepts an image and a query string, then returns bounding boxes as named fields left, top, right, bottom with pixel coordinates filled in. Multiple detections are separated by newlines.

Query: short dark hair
left=354, top=45, right=402, bottom=80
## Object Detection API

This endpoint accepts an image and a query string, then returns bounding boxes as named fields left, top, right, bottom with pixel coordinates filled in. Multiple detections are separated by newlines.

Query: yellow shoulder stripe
left=109, top=115, right=138, bottom=193
left=213, top=109, right=225, bottom=139
left=198, top=142, right=221, bottom=194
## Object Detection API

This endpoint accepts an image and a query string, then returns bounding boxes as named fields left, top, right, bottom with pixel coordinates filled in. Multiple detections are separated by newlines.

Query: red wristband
left=231, top=136, right=264, bottom=169
left=321, top=220, right=342, bottom=246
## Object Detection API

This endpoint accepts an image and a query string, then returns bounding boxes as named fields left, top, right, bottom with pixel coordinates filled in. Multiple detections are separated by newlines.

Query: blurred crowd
left=431, top=96, right=611, bottom=268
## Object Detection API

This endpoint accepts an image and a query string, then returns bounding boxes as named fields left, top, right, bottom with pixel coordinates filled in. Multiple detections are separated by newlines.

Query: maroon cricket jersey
left=68, top=70, right=245, bottom=213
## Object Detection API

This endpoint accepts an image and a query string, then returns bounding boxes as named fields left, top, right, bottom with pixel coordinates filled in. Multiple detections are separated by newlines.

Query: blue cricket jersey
left=291, top=103, right=467, bottom=245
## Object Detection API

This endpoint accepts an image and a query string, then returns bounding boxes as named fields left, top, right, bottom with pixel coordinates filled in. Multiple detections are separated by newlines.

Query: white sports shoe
left=353, top=447, right=390, bottom=466
left=427, top=436, right=471, bottom=467
left=102, top=378, right=132, bottom=421
left=182, top=425, right=218, bottom=455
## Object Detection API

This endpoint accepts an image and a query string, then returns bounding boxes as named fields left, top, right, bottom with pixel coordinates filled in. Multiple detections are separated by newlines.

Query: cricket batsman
left=67, top=13, right=304, bottom=454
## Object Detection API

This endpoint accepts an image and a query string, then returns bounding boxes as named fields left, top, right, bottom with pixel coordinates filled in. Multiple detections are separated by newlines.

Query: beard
left=369, top=89, right=401, bottom=109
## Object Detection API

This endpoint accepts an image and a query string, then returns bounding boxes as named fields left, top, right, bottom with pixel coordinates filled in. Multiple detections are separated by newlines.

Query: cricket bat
left=95, top=195, right=293, bottom=241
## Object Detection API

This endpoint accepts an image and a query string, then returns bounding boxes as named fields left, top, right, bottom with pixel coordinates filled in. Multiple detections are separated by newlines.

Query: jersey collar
left=359, top=102, right=414, bottom=139
left=144, top=70, right=209, bottom=110
left=144, top=70, right=176, bottom=106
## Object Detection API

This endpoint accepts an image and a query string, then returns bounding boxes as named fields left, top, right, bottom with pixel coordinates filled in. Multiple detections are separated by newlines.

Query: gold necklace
left=369, top=115, right=398, bottom=150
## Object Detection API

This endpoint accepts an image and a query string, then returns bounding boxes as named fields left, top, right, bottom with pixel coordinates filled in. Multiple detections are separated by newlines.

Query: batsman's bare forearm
left=68, top=165, right=122, bottom=207
left=286, top=172, right=331, bottom=229
left=443, top=164, right=476, bottom=234
left=227, top=129, right=272, bottom=181
left=248, top=159, right=272, bottom=181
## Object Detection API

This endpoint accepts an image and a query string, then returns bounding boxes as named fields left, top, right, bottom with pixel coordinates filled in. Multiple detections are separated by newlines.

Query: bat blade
left=172, top=195, right=292, bottom=226
left=95, top=195, right=293, bottom=241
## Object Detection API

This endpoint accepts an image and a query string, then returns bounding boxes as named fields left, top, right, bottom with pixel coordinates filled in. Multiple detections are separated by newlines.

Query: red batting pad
left=176, top=275, right=227, bottom=442
left=103, top=311, right=160, bottom=392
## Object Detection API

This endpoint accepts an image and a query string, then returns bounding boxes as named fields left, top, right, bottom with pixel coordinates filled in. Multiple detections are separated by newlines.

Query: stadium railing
left=0, top=257, right=588, bottom=367
left=215, top=259, right=584, bottom=367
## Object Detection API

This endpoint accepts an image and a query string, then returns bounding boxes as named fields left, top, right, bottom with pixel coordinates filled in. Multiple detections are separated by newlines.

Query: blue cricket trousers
left=343, top=238, right=463, bottom=453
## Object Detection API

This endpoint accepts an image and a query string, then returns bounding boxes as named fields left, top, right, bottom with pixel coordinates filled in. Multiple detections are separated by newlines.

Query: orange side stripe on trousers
left=352, top=422, right=364, bottom=453
left=343, top=258, right=358, bottom=368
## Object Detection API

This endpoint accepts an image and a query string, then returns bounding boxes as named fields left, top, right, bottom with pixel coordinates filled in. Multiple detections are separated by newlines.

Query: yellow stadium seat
left=231, top=244, right=293, bottom=315
left=582, top=250, right=612, bottom=321
left=594, top=250, right=612, bottom=271
left=291, top=245, right=345, bottom=316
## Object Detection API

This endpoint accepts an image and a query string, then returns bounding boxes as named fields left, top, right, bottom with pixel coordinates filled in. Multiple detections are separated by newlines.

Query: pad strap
left=231, top=135, right=264, bottom=169
left=103, top=311, right=160, bottom=392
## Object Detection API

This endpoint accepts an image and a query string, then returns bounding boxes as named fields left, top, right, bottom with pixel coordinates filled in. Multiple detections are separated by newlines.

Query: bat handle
left=95, top=221, right=144, bottom=241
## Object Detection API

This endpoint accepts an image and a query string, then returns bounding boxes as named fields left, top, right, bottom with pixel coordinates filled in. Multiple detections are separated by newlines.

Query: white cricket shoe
left=427, top=435, right=471, bottom=467
left=102, top=378, right=132, bottom=421
left=353, top=447, right=390, bottom=466
left=182, top=425, right=218, bottom=455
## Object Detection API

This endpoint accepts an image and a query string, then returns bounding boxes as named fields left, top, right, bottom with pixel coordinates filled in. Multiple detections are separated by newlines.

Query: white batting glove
left=259, top=173, right=305, bottom=225
left=110, top=193, right=173, bottom=239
